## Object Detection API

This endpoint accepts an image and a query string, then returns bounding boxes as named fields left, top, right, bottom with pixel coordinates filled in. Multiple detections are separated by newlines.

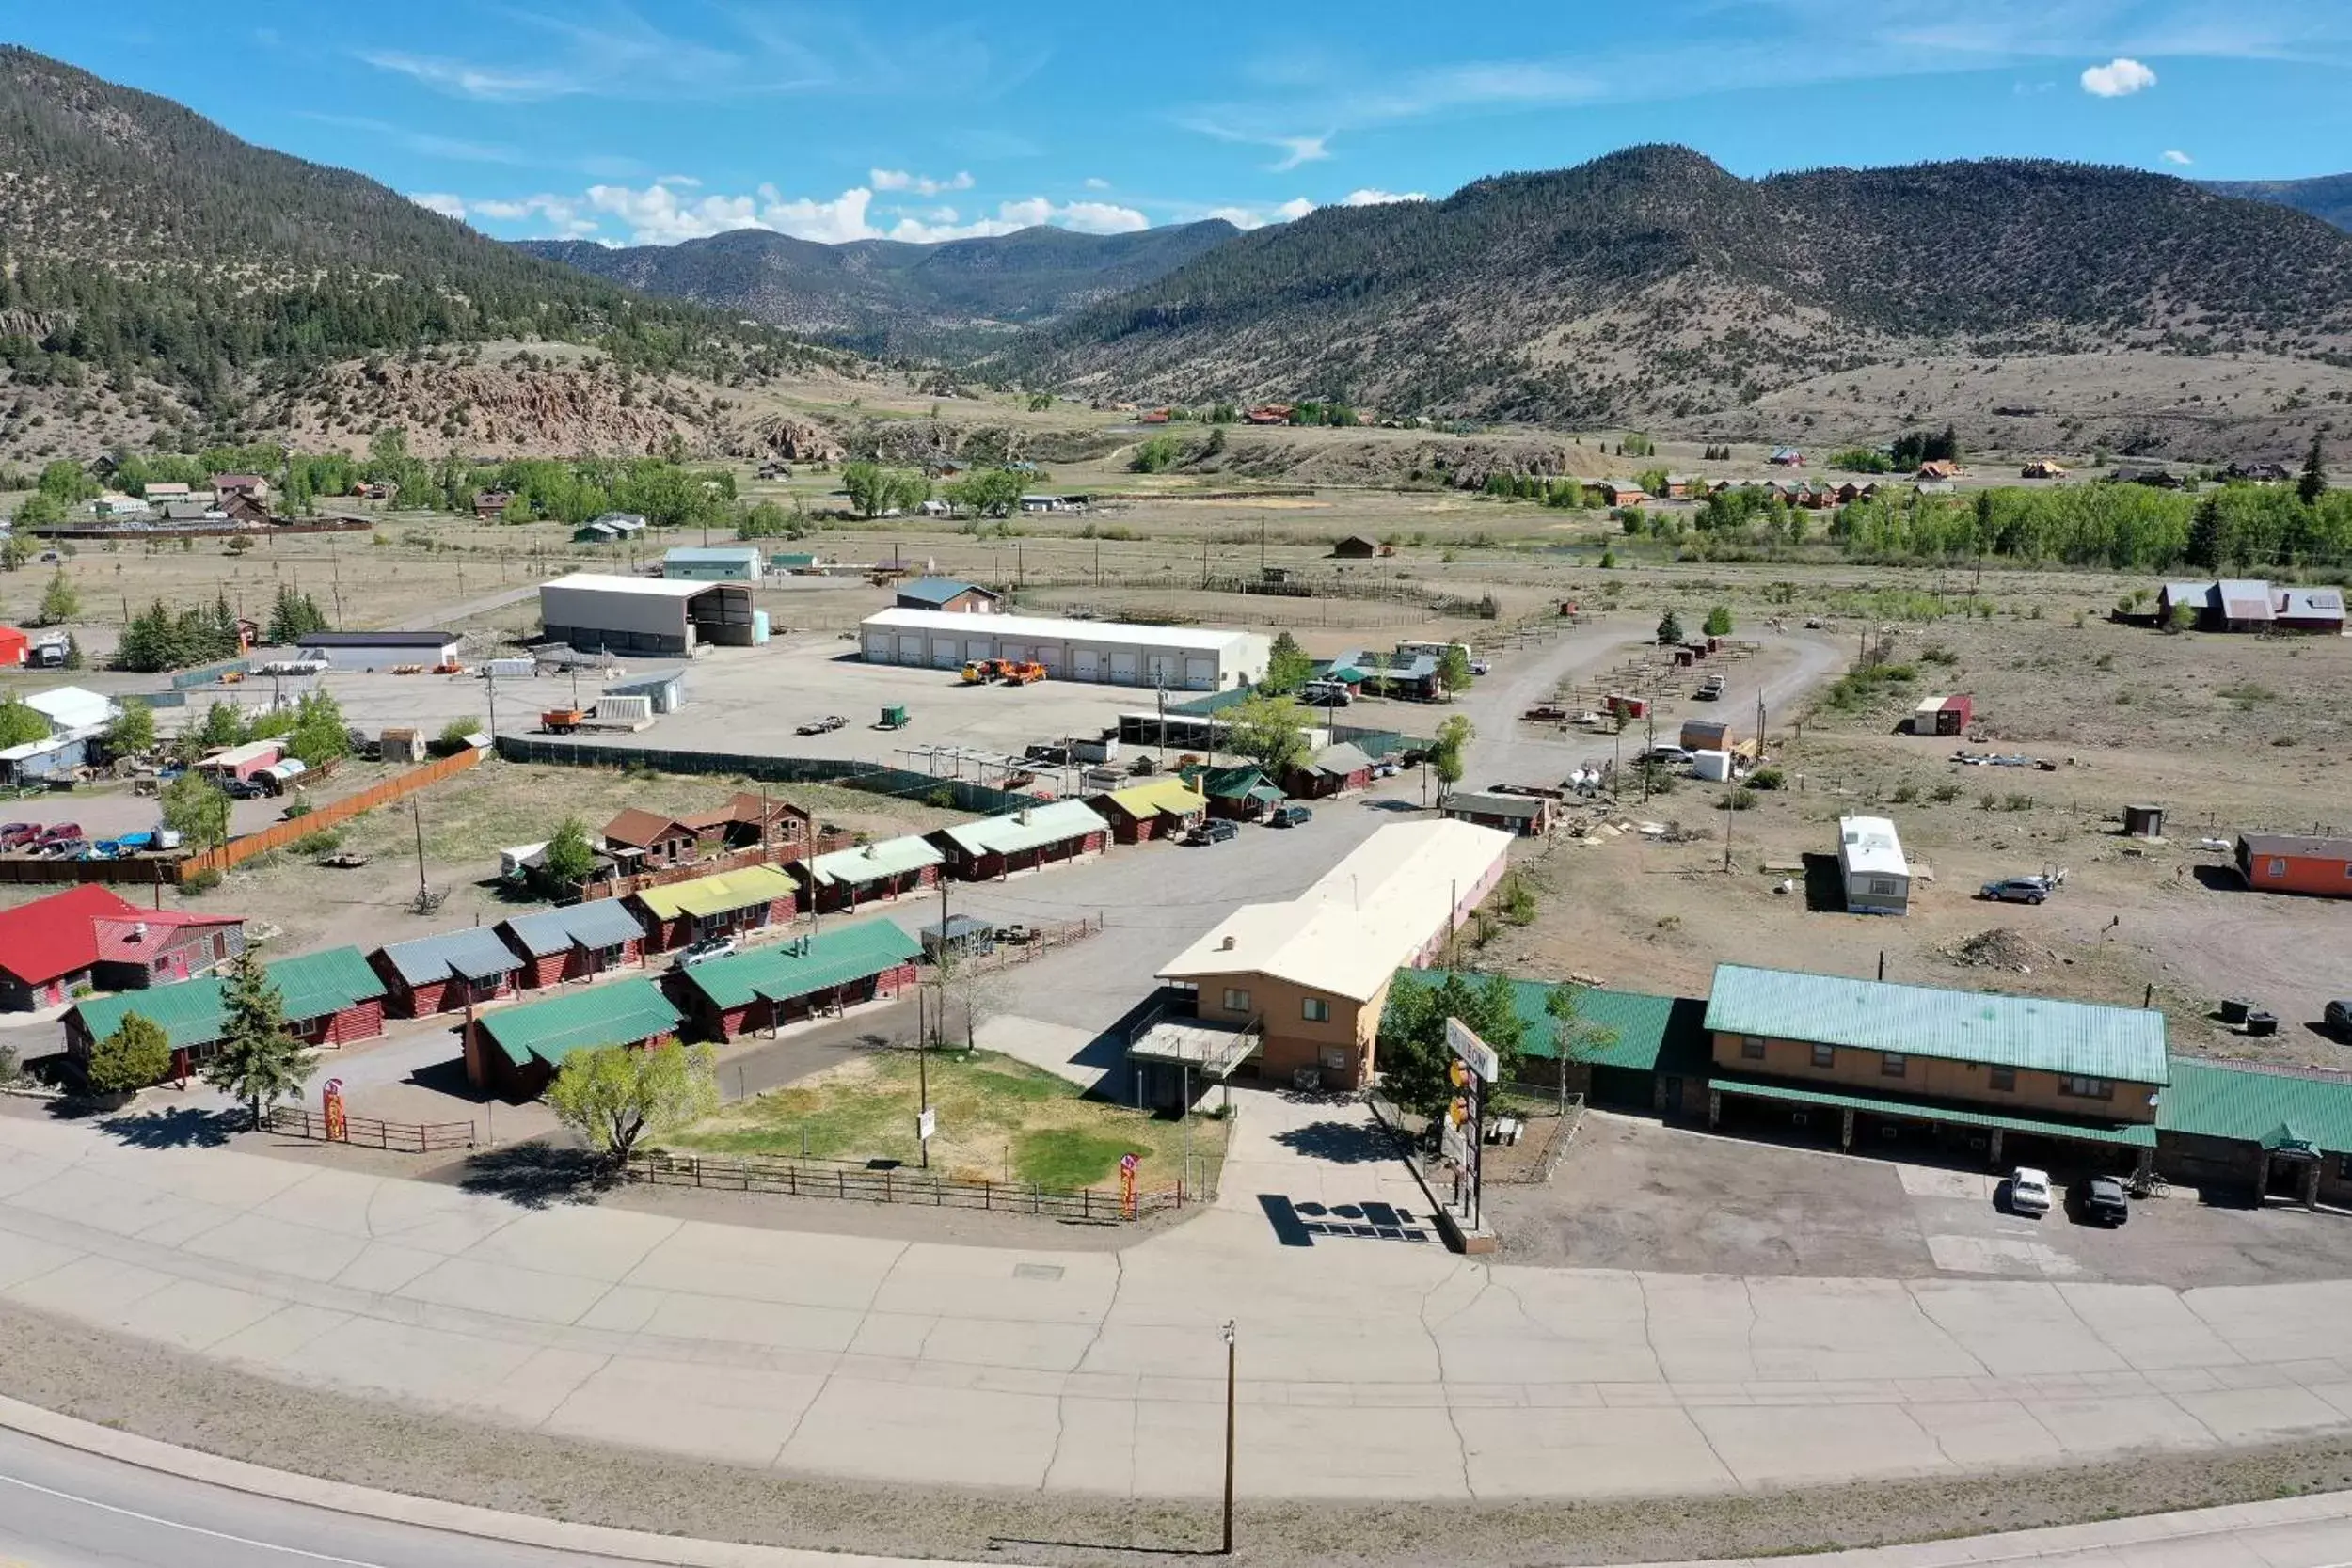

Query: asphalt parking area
left=1492, top=1108, right=2352, bottom=1287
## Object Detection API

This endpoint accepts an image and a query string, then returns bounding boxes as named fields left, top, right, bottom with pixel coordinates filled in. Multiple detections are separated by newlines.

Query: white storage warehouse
left=859, top=608, right=1269, bottom=690
left=539, top=574, right=755, bottom=657
left=1837, top=815, right=1911, bottom=916
left=294, top=630, right=461, bottom=671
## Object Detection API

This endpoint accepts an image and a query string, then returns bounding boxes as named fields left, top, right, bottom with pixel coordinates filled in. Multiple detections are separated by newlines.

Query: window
left=2268, top=857, right=2287, bottom=879
left=1811, top=1043, right=1835, bottom=1069
left=593, top=943, right=625, bottom=969
left=1740, top=1037, right=1767, bottom=1060
left=2060, top=1076, right=2114, bottom=1101
left=1881, top=1052, right=1907, bottom=1078
left=1988, top=1066, right=2017, bottom=1092
left=1221, top=988, right=1251, bottom=1015
left=1302, top=996, right=1330, bottom=1022
left=1319, top=1045, right=1352, bottom=1072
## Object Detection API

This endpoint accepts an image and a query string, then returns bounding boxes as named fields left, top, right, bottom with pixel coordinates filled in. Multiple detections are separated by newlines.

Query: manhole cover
left=1013, top=1262, right=1065, bottom=1282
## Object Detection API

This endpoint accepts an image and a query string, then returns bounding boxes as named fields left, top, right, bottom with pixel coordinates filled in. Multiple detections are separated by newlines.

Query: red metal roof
left=91, top=911, right=243, bottom=964
left=0, top=885, right=141, bottom=985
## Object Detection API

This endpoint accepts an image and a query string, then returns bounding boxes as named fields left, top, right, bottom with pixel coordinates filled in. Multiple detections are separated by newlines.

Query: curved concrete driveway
left=8, top=1110, right=2352, bottom=1503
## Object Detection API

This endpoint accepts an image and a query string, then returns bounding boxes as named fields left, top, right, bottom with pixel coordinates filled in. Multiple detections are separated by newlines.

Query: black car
left=2328, top=999, right=2352, bottom=1043
left=1268, top=805, right=1312, bottom=828
left=1186, top=819, right=1240, bottom=846
left=2071, top=1176, right=2130, bottom=1227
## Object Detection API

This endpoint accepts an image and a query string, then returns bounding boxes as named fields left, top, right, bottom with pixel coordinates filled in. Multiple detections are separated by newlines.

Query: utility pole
left=1724, top=786, right=1734, bottom=872
left=411, top=799, right=427, bottom=904
left=485, top=668, right=498, bottom=742
left=1221, top=1320, right=1238, bottom=1557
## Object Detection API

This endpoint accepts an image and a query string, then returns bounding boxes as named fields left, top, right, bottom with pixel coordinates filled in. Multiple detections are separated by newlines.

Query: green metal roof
left=71, top=946, right=384, bottom=1053
left=1399, top=970, right=1711, bottom=1074
left=679, top=919, right=920, bottom=1012
left=2158, top=1059, right=2352, bottom=1152
left=475, top=978, right=682, bottom=1069
left=1711, top=1073, right=2158, bottom=1148
left=936, top=800, right=1107, bottom=858
left=804, top=833, right=945, bottom=888
left=1705, top=964, right=2169, bottom=1085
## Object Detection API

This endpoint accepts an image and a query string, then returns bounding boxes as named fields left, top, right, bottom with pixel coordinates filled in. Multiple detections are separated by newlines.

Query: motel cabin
left=67, top=946, right=387, bottom=1084
left=1089, top=778, right=1208, bottom=844
left=628, top=864, right=800, bottom=953
left=495, top=900, right=650, bottom=989
left=465, top=977, right=683, bottom=1100
left=797, top=833, right=946, bottom=913
left=371, top=927, right=525, bottom=1018
left=667, top=920, right=922, bottom=1041
left=930, top=800, right=1109, bottom=881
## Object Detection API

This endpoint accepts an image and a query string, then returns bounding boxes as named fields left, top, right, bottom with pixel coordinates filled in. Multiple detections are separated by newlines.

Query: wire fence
left=624, top=1148, right=1186, bottom=1219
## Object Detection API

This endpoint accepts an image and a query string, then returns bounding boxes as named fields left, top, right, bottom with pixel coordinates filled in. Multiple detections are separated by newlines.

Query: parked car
left=669, top=935, right=739, bottom=971
left=1269, top=805, right=1312, bottom=828
left=37, top=823, right=83, bottom=845
left=1643, top=745, right=1696, bottom=768
left=2326, top=999, right=2352, bottom=1043
left=1299, top=682, right=1352, bottom=707
left=1470, top=658, right=1492, bottom=676
left=222, top=778, right=267, bottom=800
left=0, top=822, right=38, bottom=850
left=42, top=837, right=87, bottom=860
left=796, top=714, right=848, bottom=736
left=1186, top=819, right=1240, bottom=846
left=1979, top=876, right=2054, bottom=905
left=2002, top=1166, right=2053, bottom=1217
left=2071, top=1176, right=2130, bottom=1227
left=1695, top=673, right=1726, bottom=700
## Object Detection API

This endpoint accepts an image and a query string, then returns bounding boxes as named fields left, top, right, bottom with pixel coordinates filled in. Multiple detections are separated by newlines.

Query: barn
left=669, top=920, right=922, bottom=1041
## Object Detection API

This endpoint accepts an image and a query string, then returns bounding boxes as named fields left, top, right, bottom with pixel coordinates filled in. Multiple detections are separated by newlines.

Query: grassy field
left=664, top=1049, right=1225, bottom=1193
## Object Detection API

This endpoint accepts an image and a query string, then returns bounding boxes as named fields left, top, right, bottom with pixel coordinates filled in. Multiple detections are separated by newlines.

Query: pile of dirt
left=1947, top=927, right=2043, bottom=972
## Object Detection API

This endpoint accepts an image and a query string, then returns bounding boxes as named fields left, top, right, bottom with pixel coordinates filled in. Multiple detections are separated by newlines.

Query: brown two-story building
left=1699, top=963, right=2169, bottom=1171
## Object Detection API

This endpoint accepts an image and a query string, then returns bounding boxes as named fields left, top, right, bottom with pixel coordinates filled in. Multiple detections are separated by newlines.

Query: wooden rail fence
left=626, top=1148, right=1185, bottom=1219
left=266, top=1105, right=477, bottom=1152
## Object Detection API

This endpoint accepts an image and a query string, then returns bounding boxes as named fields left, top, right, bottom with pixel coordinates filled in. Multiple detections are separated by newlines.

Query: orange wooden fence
left=177, top=748, right=485, bottom=881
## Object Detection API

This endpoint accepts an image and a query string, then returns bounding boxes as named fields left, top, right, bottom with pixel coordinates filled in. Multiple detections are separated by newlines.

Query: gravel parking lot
left=1498, top=1108, right=2352, bottom=1288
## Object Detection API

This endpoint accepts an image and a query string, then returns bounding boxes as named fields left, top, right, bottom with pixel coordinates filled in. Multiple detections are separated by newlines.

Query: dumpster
left=879, top=704, right=910, bottom=730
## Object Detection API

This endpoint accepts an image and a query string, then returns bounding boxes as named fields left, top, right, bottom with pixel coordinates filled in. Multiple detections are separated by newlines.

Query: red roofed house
left=0, top=886, right=246, bottom=1011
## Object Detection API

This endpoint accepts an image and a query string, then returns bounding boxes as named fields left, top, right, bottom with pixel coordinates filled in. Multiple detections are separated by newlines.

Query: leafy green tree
left=2301, top=435, right=2328, bottom=506
left=105, top=702, right=156, bottom=757
left=12, top=492, right=64, bottom=528
left=1262, top=631, right=1314, bottom=696
left=0, top=532, right=34, bottom=571
left=161, top=771, right=232, bottom=849
left=86, top=1011, right=171, bottom=1096
left=1656, top=607, right=1684, bottom=644
left=842, top=461, right=928, bottom=518
left=0, top=697, right=48, bottom=749
left=1222, top=692, right=1311, bottom=776
left=286, top=689, right=351, bottom=766
left=38, top=569, right=79, bottom=626
left=1634, top=467, right=1671, bottom=497
left=1437, top=644, right=1473, bottom=694
left=547, top=1041, right=720, bottom=1165
left=1375, top=971, right=1527, bottom=1117
left=36, top=459, right=98, bottom=505
left=1130, top=435, right=1183, bottom=473
left=1541, top=984, right=1620, bottom=1104
left=195, top=701, right=246, bottom=749
left=1428, top=713, right=1474, bottom=800
left=1703, top=605, right=1734, bottom=637
left=541, top=816, right=597, bottom=886
left=945, top=467, right=1024, bottom=517
left=202, top=949, right=313, bottom=1130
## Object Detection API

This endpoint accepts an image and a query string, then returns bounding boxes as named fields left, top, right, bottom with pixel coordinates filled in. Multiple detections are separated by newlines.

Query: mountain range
left=516, top=221, right=1239, bottom=359
left=2200, top=173, right=2352, bottom=234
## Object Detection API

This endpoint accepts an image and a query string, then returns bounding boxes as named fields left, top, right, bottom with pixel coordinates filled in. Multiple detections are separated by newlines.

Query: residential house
left=628, top=864, right=799, bottom=953
left=1661, top=475, right=1695, bottom=499
left=681, top=791, right=816, bottom=860
left=0, top=886, right=245, bottom=1011
left=1915, top=459, right=1963, bottom=481
left=2274, top=587, right=2346, bottom=634
left=1699, top=963, right=2167, bottom=1169
left=465, top=977, right=681, bottom=1100
left=2020, top=460, right=2069, bottom=480
left=667, top=919, right=921, bottom=1041
left=141, top=483, right=192, bottom=501
left=1593, top=481, right=1648, bottom=507
left=210, top=474, right=270, bottom=506
left=930, top=800, right=1109, bottom=881
left=894, top=577, right=1003, bottom=614
left=2217, top=578, right=2278, bottom=631
left=495, top=900, right=649, bottom=989
left=1186, top=765, right=1286, bottom=822
left=1244, top=404, right=1295, bottom=425
left=1767, top=447, right=1804, bottom=467
left=1330, top=534, right=1380, bottom=560
left=1089, top=778, right=1208, bottom=844
left=2223, top=461, right=2293, bottom=483
left=1283, top=742, right=1375, bottom=800
left=2112, top=466, right=2186, bottom=490
left=600, top=807, right=706, bottom=871
left=573, top=513, right=648, bottom=545
left=2235, top=833, right=2352, bottom=899
left=1441, top=789, right=1552, bottom=837
left=218, top=491, right=270, bottom=525
left=66, top=945, right=386, bottom=1082
left=472, top=489, right=516, bottom=519
left=797, top=833, right=945, bottom=913
left=370, top=927, right=525, bottom=1018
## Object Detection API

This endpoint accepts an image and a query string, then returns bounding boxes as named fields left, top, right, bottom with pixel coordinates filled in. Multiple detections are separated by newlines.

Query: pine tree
left=2300, top=435, right=2328, bottom=507
left=2185, top=496, right=2223, bottom=570
left=202, top=949, right=311, bottom=1130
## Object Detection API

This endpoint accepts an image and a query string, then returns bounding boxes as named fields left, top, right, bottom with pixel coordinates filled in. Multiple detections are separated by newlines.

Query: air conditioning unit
left=1789, top=1109, right=1809, bottom=1128
left=1881, top=1124, right=1899, bottom=1141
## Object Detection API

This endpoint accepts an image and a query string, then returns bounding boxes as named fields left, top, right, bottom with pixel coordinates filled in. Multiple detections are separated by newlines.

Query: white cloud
left=408, top=192, right=470, bottom=220
left=2162, top=148, right=2194, bottom=165
left=2080, top=56, right=2157, bottom=96
left=1274, top=198, right=1315, bottom=221
left=871, top=168, right=975, bottom=197
left=1084, top=176, right=1111, bottom=190
left=423, top=181, right=1153, bottom=245
left=1341, top=188, right=1428, bottom=205
left=1267, top=135, right=1329, bottom=171
left=469, top=194, right=601, bottom=237
left=362, top=52, right=573, bottom=103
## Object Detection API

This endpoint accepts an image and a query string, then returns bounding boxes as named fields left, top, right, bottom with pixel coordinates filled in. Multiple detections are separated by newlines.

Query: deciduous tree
left=547, top=1042, right=719, bottom=1165
left=160, top=771, right=231, bottom=850
left=1262, top=631, right=1314, bottom=696
left=1375, top=971, right=1527, bottom=1119
left=38, top=569, right=79, bottom=626
left=1222, top=692, right=1311, bottom=777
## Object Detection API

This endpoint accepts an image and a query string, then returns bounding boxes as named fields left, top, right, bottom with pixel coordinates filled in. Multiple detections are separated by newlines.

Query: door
left=1144, top=654, right=1175, bottom=687
left=865, top=632, right=893, bottom=660
left=967, top=639, right=992, bottom=663
left=1074, top=648, right=1101, bottom=680
left=931, top=641, right=961, bottom=669
left=999, top=643, right=1029, bottom=663
left=1183, top=657, right=1216, bottom=690
left=1035, top=648, right=1060, bottom=675
left=1108, top=651, right=1137, bottom=684
left=897, top=634, right=925, bottom=665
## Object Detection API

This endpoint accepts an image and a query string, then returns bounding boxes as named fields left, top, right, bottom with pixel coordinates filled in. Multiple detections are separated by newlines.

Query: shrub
left=1747, top=767, right=1785, bottom=790
left=1919, top=643, right=1958, bottom=666
left=437, top=716, right=482, bottom=752
left=281, top=795, right=313, bottom=819
left=2003, top=793, right=2034, bottom=812
left=1979, top=792, right=1999, bottom=812
left=1930, top=782, right=1963, bottom=802
left=1890, top=780, right=1919, bottom=804
left=182, top=867, right=223, bottom=894
left=1723, top=787, right=1758, bottom=811
left=292, top=828, right=344, bottom=856
left=86, top=1012, right=170, bottom=1096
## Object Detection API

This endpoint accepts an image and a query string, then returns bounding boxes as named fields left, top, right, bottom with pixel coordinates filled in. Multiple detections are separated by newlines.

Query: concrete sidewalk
left=11, top=1106, right=2352, bottom=1502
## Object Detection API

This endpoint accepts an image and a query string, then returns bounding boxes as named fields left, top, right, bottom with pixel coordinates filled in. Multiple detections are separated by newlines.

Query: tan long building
left=1152, top=819, right=1512, bottom=1091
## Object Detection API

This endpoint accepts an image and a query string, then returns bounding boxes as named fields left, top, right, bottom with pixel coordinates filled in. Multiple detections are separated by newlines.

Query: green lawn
left=665, top=1049, right=1225, bottom=1193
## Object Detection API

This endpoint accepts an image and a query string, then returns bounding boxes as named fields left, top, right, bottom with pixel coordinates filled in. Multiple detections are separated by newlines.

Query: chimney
left=131, top=921, right=148, bottom=943
left=1219, top=934, right=1235, bottom=951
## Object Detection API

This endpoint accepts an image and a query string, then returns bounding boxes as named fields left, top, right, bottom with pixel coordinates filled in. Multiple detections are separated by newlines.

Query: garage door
left=1035, top=648, right=1060, bottom=675
left=865, top=633, right=893, bottom=661
left=1073, top=648, right=1101, bottom=681
left=1183, top=657, right=1216, bottom=690
left=1144, top=654, right=1176, bottom=687
left=999, top=642, right=1029, bottom=663
left=897, top=634, right=925, bottom=665
left=932, top=641, right=962, bottom=669
left=967, top=639, right=993, bottom=663
left=1108, top=651, right=1138, bottom=685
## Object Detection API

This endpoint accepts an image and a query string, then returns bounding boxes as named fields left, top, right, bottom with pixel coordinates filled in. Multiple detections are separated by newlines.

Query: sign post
left=321, top=1077, right=347, bottom=1144
left=1444, top=1019, right=1496, bottom=1232
left=1120, top=1151, right=1140, bottom=1219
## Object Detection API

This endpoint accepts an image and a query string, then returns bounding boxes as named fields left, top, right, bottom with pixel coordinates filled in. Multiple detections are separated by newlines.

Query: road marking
left=0, top=1471, right=395, bottom=1566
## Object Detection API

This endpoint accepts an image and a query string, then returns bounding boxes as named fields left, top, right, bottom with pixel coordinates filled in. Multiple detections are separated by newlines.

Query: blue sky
left=26, top=1, right=2352, bottom=246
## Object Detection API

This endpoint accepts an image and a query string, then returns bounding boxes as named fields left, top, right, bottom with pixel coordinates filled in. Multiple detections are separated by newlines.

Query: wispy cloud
left=2162, top=148, right=2194, bottom=165
left=361, top=52, right=574, bottom=103
left=358, top=4, right=826, bottom=102
left=295, top=111, right=528, bottom=166
left=1182, top=118, right=1335, bottom=170
left=2080, top=56, right=2157, bottom=96
left=409, top=192, right=471, bottom=220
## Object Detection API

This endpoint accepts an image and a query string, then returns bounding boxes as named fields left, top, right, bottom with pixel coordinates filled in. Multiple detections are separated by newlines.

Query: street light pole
left=1221, top=1319, right=1237, bottom=1556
